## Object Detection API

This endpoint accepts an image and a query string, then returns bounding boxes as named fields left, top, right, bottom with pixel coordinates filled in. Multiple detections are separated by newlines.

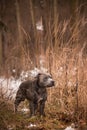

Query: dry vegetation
left=0, top=1, right=87, bottom=129
left=0, top=16, right=87, bottom=129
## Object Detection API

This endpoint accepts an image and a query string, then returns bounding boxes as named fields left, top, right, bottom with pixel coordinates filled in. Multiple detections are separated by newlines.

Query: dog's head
left=36, top=72, right=55, bottom=88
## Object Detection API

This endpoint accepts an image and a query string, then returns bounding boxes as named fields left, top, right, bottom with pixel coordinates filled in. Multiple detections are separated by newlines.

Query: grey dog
left=14, top=73, right=54, bottom=117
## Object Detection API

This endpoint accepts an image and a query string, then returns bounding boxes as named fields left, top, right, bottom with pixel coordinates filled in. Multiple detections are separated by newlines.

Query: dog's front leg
left=39, top=101, right=46, bottom=116
left=29, top=101, right=36, bottom=117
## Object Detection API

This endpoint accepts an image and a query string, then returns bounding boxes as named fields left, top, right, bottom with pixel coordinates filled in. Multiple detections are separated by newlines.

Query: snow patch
left=21, top=107, right=29, bottom=113
left=0, top=77, right=21, bottom=99
left=64, top=123, right=76, bottom=130
left=64, top=126, right=75, bottom=130
left=36, top=22, right=43, bottom=31
left=0, top=67, right=48, bottom=99
left=25, top=123, right=37, bottom=129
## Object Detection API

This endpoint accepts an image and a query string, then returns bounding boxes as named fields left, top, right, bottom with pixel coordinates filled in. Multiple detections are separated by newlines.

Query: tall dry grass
left=44, top=14, right=87, bottom=121
left=0, top=2, right=87, bottom=122
left=10, top=17, right=87, bottom=121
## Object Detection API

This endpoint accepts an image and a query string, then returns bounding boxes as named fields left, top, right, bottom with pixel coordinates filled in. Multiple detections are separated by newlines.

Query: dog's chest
left=37, top=88, right=47, bottom=95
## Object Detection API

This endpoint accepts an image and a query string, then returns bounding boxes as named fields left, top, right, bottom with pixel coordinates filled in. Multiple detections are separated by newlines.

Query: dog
left=14, top=72, right=54, bottom=117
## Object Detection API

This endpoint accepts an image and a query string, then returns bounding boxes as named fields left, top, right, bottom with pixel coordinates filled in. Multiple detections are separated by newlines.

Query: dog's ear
left=35, top=73, right=42, bottom=86
left=34, top=73, right=42, bottom=80
left=36, top=73, right=42, bottom=79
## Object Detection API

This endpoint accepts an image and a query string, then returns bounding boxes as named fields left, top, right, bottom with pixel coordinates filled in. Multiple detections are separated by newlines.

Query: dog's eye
left=44, top=77, right=48, bottom=81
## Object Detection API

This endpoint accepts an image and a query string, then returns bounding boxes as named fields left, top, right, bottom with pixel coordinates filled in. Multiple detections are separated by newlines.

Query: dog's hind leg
left=14, top=98, right=22, bottom=113
left=14, top=87, right=25, bottom=113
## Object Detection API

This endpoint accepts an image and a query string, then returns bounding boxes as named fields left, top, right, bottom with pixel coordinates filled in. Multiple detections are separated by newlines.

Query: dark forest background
left=0, top=0, right=87, bottom=74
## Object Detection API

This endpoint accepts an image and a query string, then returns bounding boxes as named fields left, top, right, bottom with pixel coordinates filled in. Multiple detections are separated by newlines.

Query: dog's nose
left=52, top=81, right=55, bottom=86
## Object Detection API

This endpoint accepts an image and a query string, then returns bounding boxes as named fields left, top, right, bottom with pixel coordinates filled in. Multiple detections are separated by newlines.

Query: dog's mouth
left=47, top=81, right=55, bottom=87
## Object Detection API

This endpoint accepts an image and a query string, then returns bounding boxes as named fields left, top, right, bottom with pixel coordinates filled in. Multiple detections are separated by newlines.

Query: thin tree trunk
left=0, top=32, right=2, bottom=65
left=15, top=0, right=23, bottom=72
left=15, top=0, right=23, bottom=47
left=15, top=0, right=23, bottom=65
left=29, top=0, right=38, bottom=67
left=39, top=0, right=49, bottom=51
left=54, top=0, right=58, bottom=48
left=29, top=0, right=37, bottom=44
